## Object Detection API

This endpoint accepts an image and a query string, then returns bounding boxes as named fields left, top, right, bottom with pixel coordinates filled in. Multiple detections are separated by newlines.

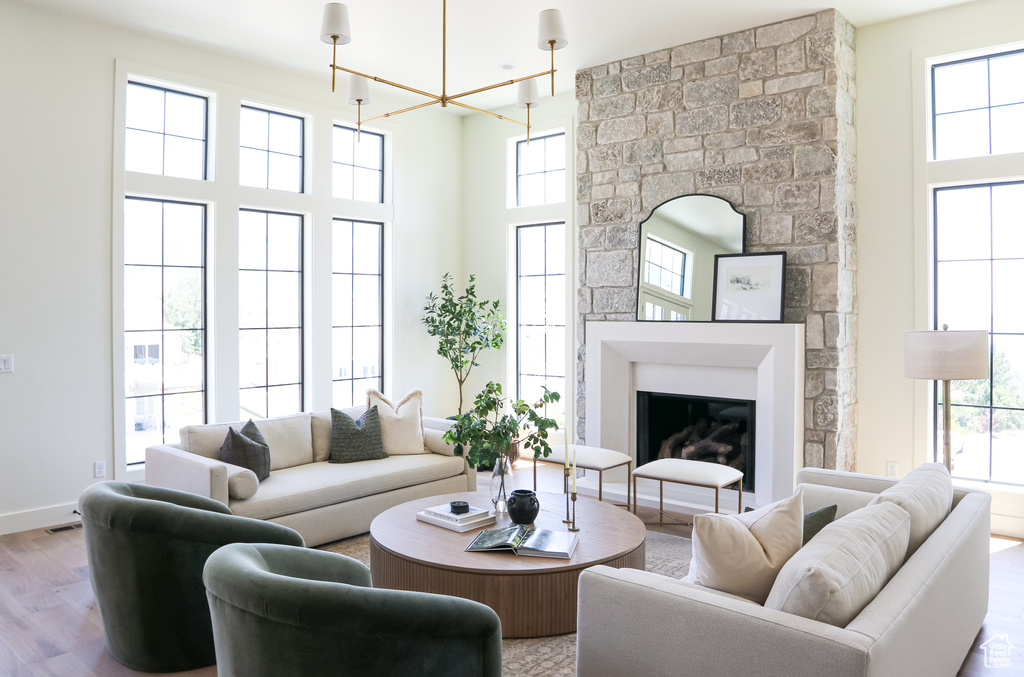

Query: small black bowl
left=450, top=500, right=470, bottom=515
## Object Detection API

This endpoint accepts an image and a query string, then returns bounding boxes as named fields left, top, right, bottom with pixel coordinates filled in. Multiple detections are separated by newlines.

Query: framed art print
left=711, top=251, right=786, bottom=322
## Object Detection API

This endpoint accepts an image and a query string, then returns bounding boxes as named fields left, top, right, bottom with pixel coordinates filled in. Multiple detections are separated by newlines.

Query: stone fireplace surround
left=574, top=10, right=857, bottom=474
left=584, top=321, right=804, bottom=512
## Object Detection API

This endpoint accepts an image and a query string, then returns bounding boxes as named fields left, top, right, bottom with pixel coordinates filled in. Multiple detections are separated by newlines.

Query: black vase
left=507, top=489, right=540, bottom=525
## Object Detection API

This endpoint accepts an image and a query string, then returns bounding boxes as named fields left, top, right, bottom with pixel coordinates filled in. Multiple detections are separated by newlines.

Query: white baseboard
left=0, top=502, right=80, bottom=536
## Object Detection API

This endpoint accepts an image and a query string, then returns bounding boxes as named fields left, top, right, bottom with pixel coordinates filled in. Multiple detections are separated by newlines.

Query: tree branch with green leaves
left=422, top=273, right=507, bottom=414
left=443, top=381, right=560, bottom=469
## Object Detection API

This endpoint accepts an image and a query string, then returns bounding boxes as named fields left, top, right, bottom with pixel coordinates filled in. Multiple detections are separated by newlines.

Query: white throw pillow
left=868, top=462, right=952, bottom=557
left=686, top=487, right=804, bottom=604
left=765, top=501, right=911, bottom=627
left=367, top=389, right=426, bottom=455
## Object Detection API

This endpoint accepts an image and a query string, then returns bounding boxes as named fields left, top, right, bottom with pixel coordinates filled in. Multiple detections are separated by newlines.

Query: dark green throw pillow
left=220, top=420, right=271, bottom=481
left=329, top=406, right=387, bottom=463
left=803, top=504, right=839, bottom=545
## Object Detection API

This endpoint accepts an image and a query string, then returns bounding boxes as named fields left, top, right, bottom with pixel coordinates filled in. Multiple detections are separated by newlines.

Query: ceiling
left=26, top=0, right=979, bottom=111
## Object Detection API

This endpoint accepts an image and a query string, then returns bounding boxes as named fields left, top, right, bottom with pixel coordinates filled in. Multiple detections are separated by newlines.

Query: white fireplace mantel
left=584, top=321, right=805, bottom=510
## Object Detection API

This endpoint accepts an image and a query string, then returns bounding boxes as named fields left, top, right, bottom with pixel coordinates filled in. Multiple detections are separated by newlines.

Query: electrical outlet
left=94, top=461, right=106, bottom=479
left=0, top=355, right=13, bottom=373
left=886, top=461, right=899, bottom=478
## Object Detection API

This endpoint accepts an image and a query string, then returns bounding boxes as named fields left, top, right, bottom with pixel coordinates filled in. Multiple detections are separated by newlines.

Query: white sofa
left=577, top=467, right=991, bottom=677
left=145, top=408, right=474, bottom=547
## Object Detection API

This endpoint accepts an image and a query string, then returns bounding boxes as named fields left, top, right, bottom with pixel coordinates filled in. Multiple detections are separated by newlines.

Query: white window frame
left=912, top=33, right=1024, bottom=535
left=112, top=60, right=394, bottom=482
left=506, top=121, right=574, bottom=440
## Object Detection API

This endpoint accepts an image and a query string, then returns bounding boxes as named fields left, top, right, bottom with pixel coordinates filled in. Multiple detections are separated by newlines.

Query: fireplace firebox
left=636, top=391, right=755, bottom=488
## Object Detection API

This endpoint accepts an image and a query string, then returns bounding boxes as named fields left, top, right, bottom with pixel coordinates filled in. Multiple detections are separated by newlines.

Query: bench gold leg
left=598, top=469, right=603, bottom=502
left=715, top=487, right=720, bottom=513
left=626, top=462, right=632, bottom=508
left=738, top=478, right=743, bottom=513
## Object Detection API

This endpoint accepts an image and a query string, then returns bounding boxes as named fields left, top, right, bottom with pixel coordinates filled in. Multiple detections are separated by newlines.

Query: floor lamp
left=904, top=326, right=989, bottom=471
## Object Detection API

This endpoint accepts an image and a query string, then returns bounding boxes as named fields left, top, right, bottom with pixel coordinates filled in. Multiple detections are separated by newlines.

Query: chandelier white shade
left=320, top=3, right=351, bottom=45
left=347, top=74, right=370, bottom=105
left=320, top=2, right=568, bottom=133
left=903, top=329, right=989, bottom=381
left=538, top=9, right=570, bottom=50
left=516, top=79, right=540, bottom=109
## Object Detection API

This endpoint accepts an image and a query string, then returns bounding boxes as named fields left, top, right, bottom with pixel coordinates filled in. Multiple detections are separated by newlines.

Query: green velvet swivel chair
left=78, top=481, right=305, bottom=672
left=203, top=543, right=503, bottom=677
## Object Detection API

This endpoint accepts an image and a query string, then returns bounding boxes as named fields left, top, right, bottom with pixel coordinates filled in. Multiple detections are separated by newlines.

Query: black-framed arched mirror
left=636, top=194, right=746, bottom=322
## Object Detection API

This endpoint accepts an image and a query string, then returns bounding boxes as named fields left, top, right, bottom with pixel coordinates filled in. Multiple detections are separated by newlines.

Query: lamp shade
left=537, top=9, right=569, bottom=50
left=903, top=329, right=989, bottom=381
left=347, top=74, right=371, bottom=105
left=516, top=79, right=540, bottom=109
left=321, top=3, right=351, bottom=45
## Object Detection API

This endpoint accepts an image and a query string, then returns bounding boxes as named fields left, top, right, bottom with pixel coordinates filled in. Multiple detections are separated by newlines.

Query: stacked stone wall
left=575, top=11, right=858, bottom=471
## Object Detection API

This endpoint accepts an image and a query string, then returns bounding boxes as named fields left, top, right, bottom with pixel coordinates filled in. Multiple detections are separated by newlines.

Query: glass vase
left=489, top=454, right=515, bottom=512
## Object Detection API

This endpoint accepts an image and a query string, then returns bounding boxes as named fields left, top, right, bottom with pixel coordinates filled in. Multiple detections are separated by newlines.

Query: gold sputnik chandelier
left=320, top=1, right=569, bottom=139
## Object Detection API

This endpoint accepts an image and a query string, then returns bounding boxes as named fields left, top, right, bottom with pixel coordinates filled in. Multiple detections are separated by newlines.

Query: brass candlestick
left=568, top=492, right=580, bottom=532
left=563, top=466, right=572, bottom=524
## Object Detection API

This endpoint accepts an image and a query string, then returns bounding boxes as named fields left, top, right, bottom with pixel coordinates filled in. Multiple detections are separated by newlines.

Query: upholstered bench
left=532, top=444, right=632, bottom=504
left=632, top=458, right=743, bottom=524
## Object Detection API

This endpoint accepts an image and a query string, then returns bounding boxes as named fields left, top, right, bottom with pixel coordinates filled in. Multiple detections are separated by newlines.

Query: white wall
left=0, top=0, right=462, bottom=533
left=857, top=0, right=1024, bottom=534
left=459, top=92, right=577, bottom=410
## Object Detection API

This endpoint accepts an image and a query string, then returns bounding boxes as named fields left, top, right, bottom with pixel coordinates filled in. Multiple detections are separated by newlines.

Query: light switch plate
left=0, top=355, right=13, bottom=373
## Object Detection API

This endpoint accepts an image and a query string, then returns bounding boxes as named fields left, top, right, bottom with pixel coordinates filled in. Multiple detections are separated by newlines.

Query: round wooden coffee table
left=369, top=488, right=646, bottom=638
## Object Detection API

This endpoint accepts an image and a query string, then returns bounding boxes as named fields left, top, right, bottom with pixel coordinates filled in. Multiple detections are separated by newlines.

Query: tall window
left=933, top=182, right=1024, bottom=484
left=125, top=82, right=207, bottom=179
left=332, top=219, right=383, bottom=407
left=239, top=210, right=303, bottom=418
left=516, top=133, right=566, bottom=207
left=932, top=49, right=1024, bottom=160
left=333, top=124, right=384, bottom=202
left=516, top=223, right=566, bottom=420
left=123, top=197, right=206, bottom=465
left=239, top=106, right=304, bottom=192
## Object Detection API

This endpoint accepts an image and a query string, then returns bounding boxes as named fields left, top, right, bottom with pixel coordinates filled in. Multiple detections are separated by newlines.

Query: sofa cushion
left=329, top=407, right=386, bottom=463
left=367, top=389, right=426, bottom=455
left=765, top=501, right=911, bottom=627
left=868, top=462, right=952, bottom=557
left=219, top=420, right=270, bottom=481
left=228, top=455, right=466, bottom=521
left=312, top=406, right=365, bottom=462
left=180, top=413, right=312, bottom=471
left=685, top=487, right=803, bottom=604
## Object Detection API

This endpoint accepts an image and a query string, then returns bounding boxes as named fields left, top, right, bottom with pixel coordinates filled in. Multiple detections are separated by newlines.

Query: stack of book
left=416, top=502, right=496, bottom=532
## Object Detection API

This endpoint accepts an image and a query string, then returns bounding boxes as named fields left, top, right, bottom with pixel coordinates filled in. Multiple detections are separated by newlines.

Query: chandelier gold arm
left=550, top=41, right=556, bottom=96
left=447, top=99, right=529, bottom=127
left=331, top=64, right=441, bottom=100
left=446, top=70, right=553, bottom=102
left=332, top=36, right=338, bottom=92
left=357, top=98, right=444, bottom=126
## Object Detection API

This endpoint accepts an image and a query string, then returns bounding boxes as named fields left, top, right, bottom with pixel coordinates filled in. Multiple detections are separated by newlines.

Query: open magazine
left=465, top=524, right=579, bottom=559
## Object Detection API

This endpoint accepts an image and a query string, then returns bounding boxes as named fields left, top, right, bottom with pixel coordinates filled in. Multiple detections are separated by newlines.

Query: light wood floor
left=2, top=469, right=1022, bottom=676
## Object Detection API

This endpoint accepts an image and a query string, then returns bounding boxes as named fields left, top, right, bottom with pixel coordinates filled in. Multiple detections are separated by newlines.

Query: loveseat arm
left=576, top=566, right=871, bottom=677
left=423, top=416, right=477, bottom=492
left=146, top=444, right=232, bottom=505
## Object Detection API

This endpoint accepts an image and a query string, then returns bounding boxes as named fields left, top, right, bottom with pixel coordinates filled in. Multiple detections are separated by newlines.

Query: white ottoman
left=532, top=444, right=632, bottom=504
left=632, top=458, right=743, bottom=524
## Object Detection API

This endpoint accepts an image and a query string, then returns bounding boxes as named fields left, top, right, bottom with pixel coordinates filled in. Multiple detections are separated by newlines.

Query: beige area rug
left=321, top=530, right=691, bottom=677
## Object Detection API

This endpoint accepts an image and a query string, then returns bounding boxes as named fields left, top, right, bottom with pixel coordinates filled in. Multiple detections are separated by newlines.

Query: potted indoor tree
left=443, top=381, right=560, bottom=511
left=422, top=273, right=507, bottom=415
